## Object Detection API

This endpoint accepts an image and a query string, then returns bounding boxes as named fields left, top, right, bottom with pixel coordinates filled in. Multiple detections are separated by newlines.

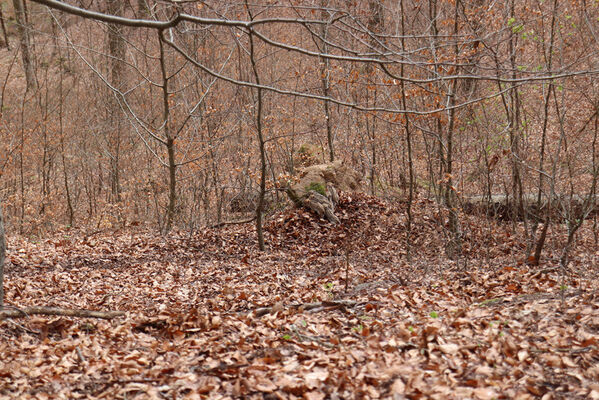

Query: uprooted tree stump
left=285, top=160, right=362, bottom=223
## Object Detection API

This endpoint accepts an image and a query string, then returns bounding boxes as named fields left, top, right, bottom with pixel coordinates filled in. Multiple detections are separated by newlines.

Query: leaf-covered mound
left=1, top=194, right=599, bottom=399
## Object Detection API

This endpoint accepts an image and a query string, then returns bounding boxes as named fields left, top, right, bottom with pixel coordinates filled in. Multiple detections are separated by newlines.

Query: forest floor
left=1, top=193, right=599, bottom=399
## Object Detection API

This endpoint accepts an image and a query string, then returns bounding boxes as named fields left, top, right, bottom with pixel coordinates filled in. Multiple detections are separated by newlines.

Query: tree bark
left=0, top=306, right=125, bottom=320
left=158, top=36, right=177, bottom=233
left=12, top=0, right=36, bottom=89
left=247, top=1, right=267, bottom=251
left=319, top=0, right=334, bottom=162
left=106, top=0, right=125, bottom=204
left=0, top=4, right=10, bottom=49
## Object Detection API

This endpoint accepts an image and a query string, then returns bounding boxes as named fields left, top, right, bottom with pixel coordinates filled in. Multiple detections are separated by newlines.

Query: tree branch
left=0, top=306, right=125, bottom=320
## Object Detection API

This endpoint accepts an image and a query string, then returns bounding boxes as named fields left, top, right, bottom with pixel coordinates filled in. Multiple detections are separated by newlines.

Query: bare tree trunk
left=106, top=0, right=125, bottom=204
left=12, top=0, right=35, bottom=89
left=158, top=35, right=177, bottom=233
left=530, top=0, right=559, bottom=264
left=247, top=1, right=267, bottom=251
left=319, top=0, right=334, bottom=162
left=58, top=57, right=74, bottom=226
left=366, top=0, right=383, bottom=196
left=0, top=4, right=10, bottom=49
left=399, top=0, right=414, bottom=261
left=442, top=0, right=462, bottom=258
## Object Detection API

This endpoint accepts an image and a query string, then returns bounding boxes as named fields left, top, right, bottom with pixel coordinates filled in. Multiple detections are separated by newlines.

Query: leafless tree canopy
left=0, top=0, right=596, bottom=259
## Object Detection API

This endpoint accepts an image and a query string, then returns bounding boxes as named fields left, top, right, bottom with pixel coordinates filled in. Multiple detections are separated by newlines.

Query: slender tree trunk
left=106, top=0, right=125, bottom=204
left=247, top=2, right=267, bottom=251
left=0, top=4, right=10, bottom=49
left=438, top=0, right=462, bottom=258
left=530, top=0, right=558, bottom=264
left=166, top=137, right=176, bottom=231
left=508, top=0, right=524, bottom=225
left=366, top=0, right=383, bottom=195
left=12, top=0, right=35, bottom=89
left=319, top=0, right=334, bottom=161
left=399, top=0, right=414, bottom=261
left=58, top=58, right=74, bottom=226
left=158, top=36, right=176, bottom=233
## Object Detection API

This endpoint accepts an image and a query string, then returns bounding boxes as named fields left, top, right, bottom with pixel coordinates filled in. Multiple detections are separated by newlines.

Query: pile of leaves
left=1, top=194, right=598, bottom=399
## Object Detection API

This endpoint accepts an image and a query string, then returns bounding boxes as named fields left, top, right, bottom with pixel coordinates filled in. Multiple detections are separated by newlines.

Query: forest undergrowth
left=1, top=194, right=599, bottom=399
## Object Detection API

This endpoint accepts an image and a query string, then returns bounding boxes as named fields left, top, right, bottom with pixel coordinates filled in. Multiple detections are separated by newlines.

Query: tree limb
left=0, top=306, right=125, bottom=320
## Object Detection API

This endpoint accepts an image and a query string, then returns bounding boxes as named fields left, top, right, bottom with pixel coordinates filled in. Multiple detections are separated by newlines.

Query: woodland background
left=0, top=0, right=597, bottom=250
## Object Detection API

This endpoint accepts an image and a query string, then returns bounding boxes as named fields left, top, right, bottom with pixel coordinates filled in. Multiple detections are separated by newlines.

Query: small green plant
left=306, top=182, right=326, bottom=196
left=352, top=324, right=364, bottom=333
left=323, top=282, right=335, bottom=298
left=429, top=311, right=439, bottom=319
left=282, top=334, right=291, bottom=340
left=560, top=284, right=568, bottom=291
left=408, top=325, right=415, bottom=333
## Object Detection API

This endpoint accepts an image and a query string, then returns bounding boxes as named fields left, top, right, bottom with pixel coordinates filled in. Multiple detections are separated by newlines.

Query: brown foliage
left=1, top=195, right=599, bottom=398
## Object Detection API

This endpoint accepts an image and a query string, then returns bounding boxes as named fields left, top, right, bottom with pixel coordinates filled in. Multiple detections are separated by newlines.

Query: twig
left=210, top=216, right=256, bottom=228
left=530, top=346, right=596, bottom=355
left=288, top=324, right=334, bottom=348
left=344, top=247, right=350, bottom=293
left=76, top=346, right=87, bottom=364
left=531, top=266, right=560, bottom=280
left=4, top=319, right=39, bottom=334
left=0, top=306, right=125, bottom=320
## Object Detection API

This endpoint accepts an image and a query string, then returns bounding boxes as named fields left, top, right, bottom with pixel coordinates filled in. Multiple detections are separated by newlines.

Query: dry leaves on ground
left=1, top=194, right=599, bottom=399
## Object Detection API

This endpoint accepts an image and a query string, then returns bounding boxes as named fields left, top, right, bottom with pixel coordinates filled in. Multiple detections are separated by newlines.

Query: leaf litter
left=1, top=193, right=599, bottom=399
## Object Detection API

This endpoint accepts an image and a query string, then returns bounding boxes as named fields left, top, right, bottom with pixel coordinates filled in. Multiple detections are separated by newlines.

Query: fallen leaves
left=1, top=194, right=599, bottom=398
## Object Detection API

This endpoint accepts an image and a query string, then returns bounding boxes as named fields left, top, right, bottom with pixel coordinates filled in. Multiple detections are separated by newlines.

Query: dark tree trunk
left=12, top=0, right=35, bottom=89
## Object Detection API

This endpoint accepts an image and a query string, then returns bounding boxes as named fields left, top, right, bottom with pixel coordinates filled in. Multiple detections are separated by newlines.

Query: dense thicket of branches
left=0, top=0, right=598, bottom=257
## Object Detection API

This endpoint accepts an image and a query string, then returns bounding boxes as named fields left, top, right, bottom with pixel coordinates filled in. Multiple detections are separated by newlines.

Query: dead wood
left=463, top=193, right=599, bottom=220
left=285, top=160, right=362, bottom=223
left=0, top=306, right=125, bottom=320
left=210, top=216, right=256, bottom=229
left=304, top=190, right=340, bottom=224
left=253, top=300, right=360, bottom=317
left=476, top=289, right=582, bottom=308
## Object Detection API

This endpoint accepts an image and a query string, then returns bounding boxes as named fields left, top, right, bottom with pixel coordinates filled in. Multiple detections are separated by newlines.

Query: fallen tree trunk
left=0, top=306, right=125, bottom=320
left=462, top=193, right=599, bottom=220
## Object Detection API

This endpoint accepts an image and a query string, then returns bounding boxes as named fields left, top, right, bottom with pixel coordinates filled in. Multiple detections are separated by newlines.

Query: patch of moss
left=306, top=182, right=326, bottom=196
left=298, top=144, right=310, bottom=154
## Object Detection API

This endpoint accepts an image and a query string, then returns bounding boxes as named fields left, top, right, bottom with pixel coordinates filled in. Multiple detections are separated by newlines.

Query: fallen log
left=0, top=306, right=125, bottom=320
left=252, top=300, right=360, bottom=317
left=462, top=193, right=599, bottom=220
